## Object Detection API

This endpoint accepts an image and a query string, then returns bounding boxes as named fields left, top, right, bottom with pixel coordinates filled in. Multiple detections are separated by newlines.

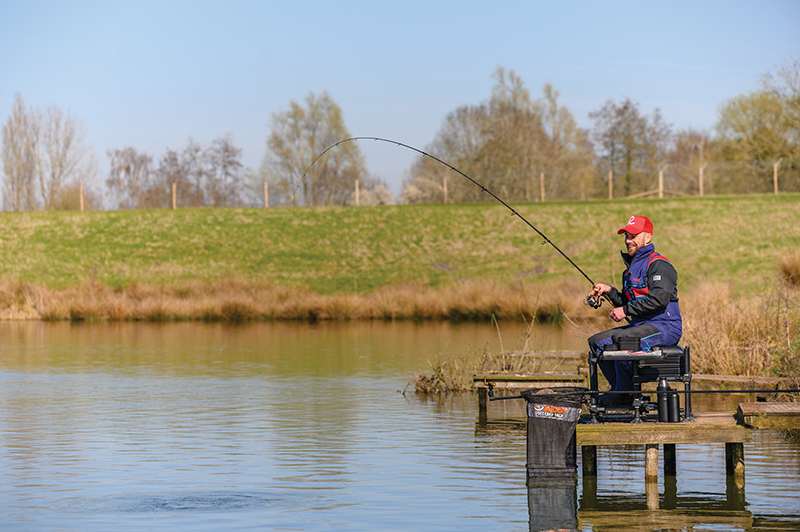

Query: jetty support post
left=663, top=443, right=676, bottom=477
left=478, top=387, right=488, bottom=425
left=645, top=444, right=659, bottom=481
left=645, top=444, right=659, bottom=510
left=725, top=442, right=745, bottom=480
left=581, top=446, right=597, bottom=477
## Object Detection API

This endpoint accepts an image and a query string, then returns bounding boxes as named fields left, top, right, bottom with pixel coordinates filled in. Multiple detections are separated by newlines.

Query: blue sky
left=1, top=0, right=798, bottom=197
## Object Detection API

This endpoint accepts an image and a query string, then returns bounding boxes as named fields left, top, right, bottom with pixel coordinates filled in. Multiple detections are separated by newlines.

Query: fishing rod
left=300, top=136, right=606, bottom=307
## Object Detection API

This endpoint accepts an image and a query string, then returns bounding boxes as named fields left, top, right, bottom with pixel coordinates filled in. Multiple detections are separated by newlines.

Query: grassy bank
left=1, top=193, right=798, bottom=295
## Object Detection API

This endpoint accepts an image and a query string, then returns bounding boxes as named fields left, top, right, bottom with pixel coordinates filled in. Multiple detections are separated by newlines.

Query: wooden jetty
left=474, top=372, right=800, bottom=494
left=577, top=412, right=750, bottom=482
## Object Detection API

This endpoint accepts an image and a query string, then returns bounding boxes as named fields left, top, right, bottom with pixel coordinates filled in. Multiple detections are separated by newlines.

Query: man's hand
left=587, top=283, right=611, bottom=299
left=609, top=306, right=627, bottom=322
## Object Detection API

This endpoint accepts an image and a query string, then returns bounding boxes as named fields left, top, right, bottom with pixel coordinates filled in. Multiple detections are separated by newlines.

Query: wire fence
left=656, top=160, right=800, bottom=197
left=3, top=159, right=799, bottom=211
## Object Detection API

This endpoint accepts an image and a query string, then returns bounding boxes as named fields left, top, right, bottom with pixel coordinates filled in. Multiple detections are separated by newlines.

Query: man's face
left=624, top=232, right=648, bottom=256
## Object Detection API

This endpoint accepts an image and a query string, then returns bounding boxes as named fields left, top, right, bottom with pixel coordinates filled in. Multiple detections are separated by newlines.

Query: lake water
left=0, top=321, right=798, bottom=531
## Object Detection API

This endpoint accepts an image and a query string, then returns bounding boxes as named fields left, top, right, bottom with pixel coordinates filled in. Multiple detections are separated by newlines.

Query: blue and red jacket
left=606, top=243, right=682, bottom=347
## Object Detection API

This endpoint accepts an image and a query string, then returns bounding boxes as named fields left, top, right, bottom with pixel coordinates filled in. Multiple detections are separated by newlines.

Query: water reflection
left=527, top=473, right=753, bottom=532
left=528, top=476, right=578, bottom=532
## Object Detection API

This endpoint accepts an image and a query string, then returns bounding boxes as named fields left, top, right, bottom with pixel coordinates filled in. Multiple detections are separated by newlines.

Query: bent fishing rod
left=300, top=136, right=605, bottom=307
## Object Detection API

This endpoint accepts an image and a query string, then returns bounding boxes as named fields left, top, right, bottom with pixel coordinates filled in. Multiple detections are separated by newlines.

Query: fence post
left=540, top=172, right=545, bottom=202
left=699, top=162, right=707, bottom=197
left=443, top=174, right=448, bottom=204
left=658, top=165, right=667, bottom=198
left=172, top=182, right=176, bottom=209
left=355, top=179, right=360, bottom=206
left=608, top=170, right=613, bottom=200
left=79, top=184, right=84, bottom=212
left=264, top=182, right=269, bottom=208
left=774, top=158, right=782, bottom=194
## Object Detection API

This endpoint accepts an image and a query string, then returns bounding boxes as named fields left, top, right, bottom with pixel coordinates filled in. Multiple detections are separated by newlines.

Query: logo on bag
left=529, top=402, right=581, bottom=421
left=531, top=403, right=567, bottom=419
left=533, top=404, right=566, bottom=415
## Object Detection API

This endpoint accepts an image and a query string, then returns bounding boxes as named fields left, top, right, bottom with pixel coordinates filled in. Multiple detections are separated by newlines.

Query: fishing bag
left=521, top=387, right=585, bottom=478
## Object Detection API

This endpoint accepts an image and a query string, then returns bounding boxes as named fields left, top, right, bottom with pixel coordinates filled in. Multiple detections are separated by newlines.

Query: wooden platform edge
left=576, top=422, right=751, bottom=446
left=473, top=373, right=586, bottom=387
left=736, top=402, right=800, bottom=430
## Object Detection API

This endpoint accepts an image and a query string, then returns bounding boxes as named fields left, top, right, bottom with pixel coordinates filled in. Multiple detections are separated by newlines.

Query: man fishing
left=586, top=215, right=682, bottom=407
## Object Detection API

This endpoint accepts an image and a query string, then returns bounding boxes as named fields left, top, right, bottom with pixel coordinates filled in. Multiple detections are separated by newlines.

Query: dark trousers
left=588, top=323, right=663, bottom=392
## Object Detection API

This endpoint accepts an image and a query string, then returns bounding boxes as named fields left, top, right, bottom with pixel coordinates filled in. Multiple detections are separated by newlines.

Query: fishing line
left=298, top=136, right=599, bottom=289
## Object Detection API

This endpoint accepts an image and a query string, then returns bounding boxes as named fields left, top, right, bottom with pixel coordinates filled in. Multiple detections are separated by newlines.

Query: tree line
left=2, top=58, right=798, bottom=211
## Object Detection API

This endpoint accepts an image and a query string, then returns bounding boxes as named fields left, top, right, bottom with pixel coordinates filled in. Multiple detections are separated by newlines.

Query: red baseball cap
left=617, top=215, right=654, bottom=235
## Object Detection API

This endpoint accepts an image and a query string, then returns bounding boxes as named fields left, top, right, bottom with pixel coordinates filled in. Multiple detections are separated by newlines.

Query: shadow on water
left=63, top=490, right=314, bottom=513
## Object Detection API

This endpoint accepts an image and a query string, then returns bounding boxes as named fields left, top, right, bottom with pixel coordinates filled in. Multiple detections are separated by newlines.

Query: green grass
left=0, top=193, right=798, bottom=295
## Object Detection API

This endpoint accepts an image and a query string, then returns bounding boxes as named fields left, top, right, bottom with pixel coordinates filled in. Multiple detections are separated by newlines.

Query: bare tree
left=106, top=147, right=153, bottom=209
left=33, top=105, right=96, bottom=210
left=539, top=83, right=596, bottom=199
left=205, top=135, right=245, bottom=207
left=113, top=136, right=248, bottom=209
left=1, top=94, right=37, bottom=211
left=262, top=91, right=367, bottom=206
left=662, top=128, right=714, bottom=194
left=759, top=56, right=800, bottom=156
left=147, top=146, right=195, bottom=208
left=402, top=67, right=594, bottom=203
left=589, top=98, right=671, bottom=197
left=2, top=94, right=96, bottom=211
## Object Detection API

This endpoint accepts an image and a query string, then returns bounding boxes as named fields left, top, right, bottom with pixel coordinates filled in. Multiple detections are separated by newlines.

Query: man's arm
left=624, top=260, right=678, bottom=317
left=605, top=287, right=625, bottom=308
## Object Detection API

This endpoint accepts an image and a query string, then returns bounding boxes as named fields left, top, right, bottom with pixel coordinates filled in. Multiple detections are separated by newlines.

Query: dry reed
left=2, top=273, right=798, bottom=389
left=414, top=277, right=800, bottom=393
left=779, top=253, right=800, bottom=287
left=681, top=282, right=800, bottom=381
left=0, top=278, right=593, bottom=323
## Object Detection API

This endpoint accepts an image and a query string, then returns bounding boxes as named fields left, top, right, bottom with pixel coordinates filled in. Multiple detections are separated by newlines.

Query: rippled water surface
left=0, top=321, right=798, bottom=531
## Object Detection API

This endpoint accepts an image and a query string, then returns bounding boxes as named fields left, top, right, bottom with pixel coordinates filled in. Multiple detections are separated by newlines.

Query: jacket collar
left=621, top=243, right=655, bottom=268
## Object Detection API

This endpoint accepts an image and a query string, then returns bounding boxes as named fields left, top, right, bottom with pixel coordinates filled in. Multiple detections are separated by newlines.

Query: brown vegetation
left=681, top=282, right=799, bottom=384
left=779, top=253, right=800, bottom=287
left=413, top=277, right=800, bottom=392
left=1, top=271, right=797, bottom=387
left=0, top=278, right=591, bottom=323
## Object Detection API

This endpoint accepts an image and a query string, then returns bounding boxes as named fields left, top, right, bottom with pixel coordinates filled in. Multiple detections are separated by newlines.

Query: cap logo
left=627, top=216, right=636, bottom=226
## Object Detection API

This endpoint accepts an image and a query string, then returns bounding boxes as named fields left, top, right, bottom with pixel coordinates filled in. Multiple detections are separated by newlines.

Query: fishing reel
left=585, top=294, right=603, bottom=309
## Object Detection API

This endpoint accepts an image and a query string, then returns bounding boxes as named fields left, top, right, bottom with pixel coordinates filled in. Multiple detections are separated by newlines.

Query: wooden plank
left=501, top=350, right=585, bottom=358
left=738, top=402, right=800, bottom=415
left=693, top=374, right=790, bottom=385
left=736, top=402, right=800, bottom=429
left=577, top=413, right=751, bottom=446
left=474, top=373, right=586, bottom=389
left=474, top=372, right=585, bottom=382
